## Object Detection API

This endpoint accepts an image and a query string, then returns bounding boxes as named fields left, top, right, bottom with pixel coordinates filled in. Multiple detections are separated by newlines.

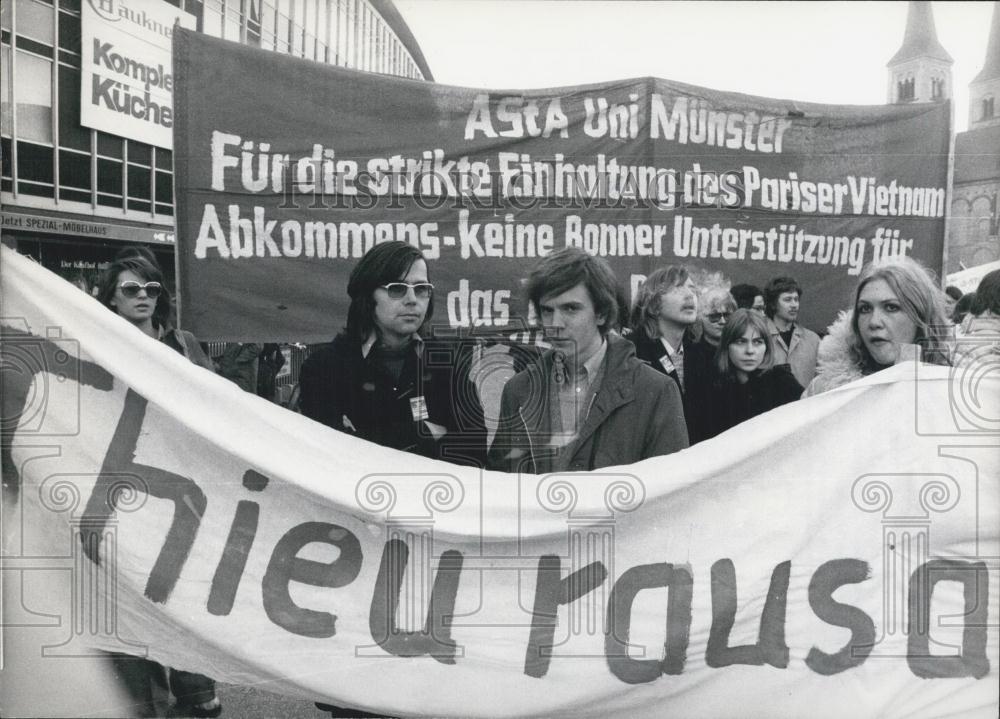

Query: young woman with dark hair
left=298, top=241, right=486, bottom=466
left=97, top=255, right=214, bottom=371
left=702, top=309, right=803, bottom=440
left=96, top=254, right=220, bottom=717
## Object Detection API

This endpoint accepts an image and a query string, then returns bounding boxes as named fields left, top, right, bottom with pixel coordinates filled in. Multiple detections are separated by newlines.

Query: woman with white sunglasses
left=97, top=253, right=214, bottom=371
left=299, top=241, right=487, bottom=467
left=96, top=251, right=220, bottom=717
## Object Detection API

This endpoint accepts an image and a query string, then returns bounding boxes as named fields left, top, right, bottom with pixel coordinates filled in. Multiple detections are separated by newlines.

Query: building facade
left=887, top=1, right=1000, bottom=275
left=1, top=0, right=432, bottom=293
left=949, top=2, right=1000, bottom=274
left=885, top=0, right=953, bottom=105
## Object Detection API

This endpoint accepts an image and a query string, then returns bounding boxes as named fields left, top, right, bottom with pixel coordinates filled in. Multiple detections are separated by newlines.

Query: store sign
left=80, top=0, right=196, bottom=149
left=0, top=210, right=175, bottom=244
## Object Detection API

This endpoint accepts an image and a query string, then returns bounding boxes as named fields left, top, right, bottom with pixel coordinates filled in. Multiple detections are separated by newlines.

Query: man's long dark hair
left=344, top=241, right=433, bottom=343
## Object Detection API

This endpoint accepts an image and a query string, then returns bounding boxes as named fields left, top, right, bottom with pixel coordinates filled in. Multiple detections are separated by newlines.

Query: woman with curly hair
left=696, top=285, right=738, bottom=350
left=803, top=256, right=951, bottom=397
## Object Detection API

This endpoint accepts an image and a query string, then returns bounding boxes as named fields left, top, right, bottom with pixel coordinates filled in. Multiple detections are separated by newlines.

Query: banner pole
left=941, top=98, right=956, bottom=286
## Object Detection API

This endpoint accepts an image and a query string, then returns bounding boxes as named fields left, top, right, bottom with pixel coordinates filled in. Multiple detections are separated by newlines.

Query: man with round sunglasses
left=299, top=241, right=487, bottom=467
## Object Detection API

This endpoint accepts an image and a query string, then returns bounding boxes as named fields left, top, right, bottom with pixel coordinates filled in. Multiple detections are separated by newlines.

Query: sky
left=394, top=1, right=995, bottom=133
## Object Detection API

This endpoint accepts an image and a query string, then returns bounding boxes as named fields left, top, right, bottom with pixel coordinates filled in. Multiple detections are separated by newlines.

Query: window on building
left=352, top=0, right=361, bottom=68
left=930, top=77, right=944, bottom=100
left=16, top=0, right=55, bottom=46
left=223, top=0, right=242, bottom=42
left=96, top=131, right=124, bottom=208
left=275, top=0, right=291, bottom=53
left=296, top=0, right=313, bottom=59
left=381, top=24, right=388, bottom=73
left=897, top=77, right=914, bottom=102
left=15, top=50, right=53, bottom=144
left=59, top=146, right=90, bottom=202
left=202, top=0, right=223, bottom=38
left=155, top=147, right=173, bottom=216
left=18, top=141, right=55, bottom=197
left=57, top=7, right=81, bottom=59
left=58, top=64, right=89, bottom=150
left=260, top=1, right=276, bottom=50
left=983, top=96, right=995, bottom=121
left=338, top=0, right=350, bottom=66
left=96, top=131, right=123, bottom=159
left=1, top=45, right=11, bottom=136
left=363, top=3, right=372, bottom=70
left=246, top=0, right=262, bottom=47
left=2, top=137, right=13, bottom=192
left=126, top=139, right=153, bottom=214
left=315, top=0, right=328, bottom=63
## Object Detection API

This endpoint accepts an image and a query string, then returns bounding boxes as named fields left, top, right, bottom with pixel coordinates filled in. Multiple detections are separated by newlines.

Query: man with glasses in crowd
left=763, top=276, right=820, bottom=388
left=298, top=241, right=487, bottom=467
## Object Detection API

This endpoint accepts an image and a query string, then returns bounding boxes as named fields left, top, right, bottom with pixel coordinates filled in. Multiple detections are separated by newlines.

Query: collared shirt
left=658, top=337, right=685, bottom=390
left=549, top=339, right=608, bottom=448
left=779, top=326, right=795, bottom=351
left=362, top=333, right=425, bottom=385
left=361, top=332, right=423, bottom=359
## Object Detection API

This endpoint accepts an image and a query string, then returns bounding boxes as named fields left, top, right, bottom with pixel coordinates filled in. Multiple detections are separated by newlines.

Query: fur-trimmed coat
left=802, top=311, right=863, bottom=397
left=804, top=310, right=963, bottom=397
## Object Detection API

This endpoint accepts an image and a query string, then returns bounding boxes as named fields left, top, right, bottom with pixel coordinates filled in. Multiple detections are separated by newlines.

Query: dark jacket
left=702, top=364, right=803, bottom=440
left=487, top=334, right=688, bottom=473
left=216, top=342, right=261, bottom=393
left=627, top=328, right=715, bottom=443
left=298, top=335, right=487, bottom=467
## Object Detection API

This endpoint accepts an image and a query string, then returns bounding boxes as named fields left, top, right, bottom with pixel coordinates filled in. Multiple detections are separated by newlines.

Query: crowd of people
left=87, top=240, right=999, bottom=717
left=95, top=240, right=993, bottom=481
left=289, top=241, right=994, bottom=474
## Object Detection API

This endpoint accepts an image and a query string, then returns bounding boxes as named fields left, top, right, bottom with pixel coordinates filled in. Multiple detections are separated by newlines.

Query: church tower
left=887, top=1, right=953, bottom=104
left=969, top=2, right=1000, bottom=128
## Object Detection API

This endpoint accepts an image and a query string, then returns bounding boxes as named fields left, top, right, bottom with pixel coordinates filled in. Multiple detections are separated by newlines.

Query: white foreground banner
left=1, top=246, right=998, bottom=718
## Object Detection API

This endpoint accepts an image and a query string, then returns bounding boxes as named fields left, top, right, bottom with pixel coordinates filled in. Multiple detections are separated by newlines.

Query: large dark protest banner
left=173, top=28, right=949, bottom=342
